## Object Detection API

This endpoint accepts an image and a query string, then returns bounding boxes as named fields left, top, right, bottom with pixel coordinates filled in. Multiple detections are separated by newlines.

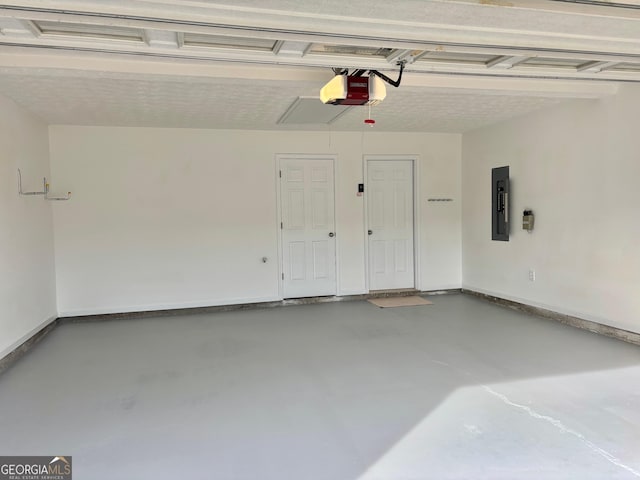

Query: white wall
left=462, top=84, right=640, bottom=333
left=49, top=127, right=461, bottom=316
left=0, top=95, right=57, bottom=358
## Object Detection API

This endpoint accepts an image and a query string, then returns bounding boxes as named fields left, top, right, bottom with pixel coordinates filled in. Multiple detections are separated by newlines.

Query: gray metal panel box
left=492, top=166, right=510, bottom=241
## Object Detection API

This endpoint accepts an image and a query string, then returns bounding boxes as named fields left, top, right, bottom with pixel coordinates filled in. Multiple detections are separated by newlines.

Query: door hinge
left=280, top=222, right=283, bottom=229
left=279, top=170, right=282, bottom=178
left=282, top=273, right=284, bottom=280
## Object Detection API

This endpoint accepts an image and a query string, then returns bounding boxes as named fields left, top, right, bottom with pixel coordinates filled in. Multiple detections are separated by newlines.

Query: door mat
left=367, top=296, right=433, bottom=308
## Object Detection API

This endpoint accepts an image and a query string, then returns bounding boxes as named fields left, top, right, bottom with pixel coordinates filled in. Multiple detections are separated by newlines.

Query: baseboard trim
left=57, top=295, right=282, bottom=318
left=421, top=288, right=462, bottom=296
left=463, top=289, right=640, bottom=347
left=59, top=288, right=462, bottom=324
left=0, top=317, right=59, bottom=376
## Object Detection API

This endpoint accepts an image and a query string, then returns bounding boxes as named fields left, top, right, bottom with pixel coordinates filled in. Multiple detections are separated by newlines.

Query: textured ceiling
left=0, top=0, right=629, bottom=132
left=0, top=69, right=567, bottom=133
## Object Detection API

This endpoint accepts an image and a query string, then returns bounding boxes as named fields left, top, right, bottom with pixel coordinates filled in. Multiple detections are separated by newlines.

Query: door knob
left=329, top=232, right=335, bottom=237
left=368, top=230, right=373, bottom=235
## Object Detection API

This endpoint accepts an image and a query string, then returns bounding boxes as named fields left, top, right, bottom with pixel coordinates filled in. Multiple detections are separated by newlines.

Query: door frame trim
left=275, top=153, right=339, bottom=299
left=363, top=155, right=421, bottom=292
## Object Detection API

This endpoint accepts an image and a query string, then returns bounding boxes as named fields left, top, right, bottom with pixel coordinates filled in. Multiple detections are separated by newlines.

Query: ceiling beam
left=2, top=7, right=640, bottom=70
left=0, top=36, right=637, bottom=84
left=3, top=0, right=640, bottom=59
left=0, top=48, right=618, bottom=99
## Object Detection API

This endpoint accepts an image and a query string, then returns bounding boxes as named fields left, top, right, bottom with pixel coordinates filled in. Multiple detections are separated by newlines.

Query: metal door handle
left=368, top=230, right=373, bottom=235
left=329, top=232, right=335, bottom=237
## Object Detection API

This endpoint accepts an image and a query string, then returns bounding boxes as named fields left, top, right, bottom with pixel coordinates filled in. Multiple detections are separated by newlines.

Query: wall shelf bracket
left=18, top=169, right=71, bottom=201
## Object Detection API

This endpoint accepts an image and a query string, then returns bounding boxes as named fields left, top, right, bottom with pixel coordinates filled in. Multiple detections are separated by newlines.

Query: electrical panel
left=492, top=166, right=510, bottom=241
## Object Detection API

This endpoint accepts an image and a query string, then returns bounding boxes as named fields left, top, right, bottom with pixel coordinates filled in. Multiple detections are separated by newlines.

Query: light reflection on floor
left=359, top=368, right=640, bottom=480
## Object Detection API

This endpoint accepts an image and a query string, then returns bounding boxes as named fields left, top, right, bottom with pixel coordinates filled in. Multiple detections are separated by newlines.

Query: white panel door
left=367, top=160, right=415, bottom=290
left=280, top=158, right=336, bottom=298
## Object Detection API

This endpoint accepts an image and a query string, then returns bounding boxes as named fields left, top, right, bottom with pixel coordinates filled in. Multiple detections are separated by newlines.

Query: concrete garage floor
left=0, top=294, right=639, bottom=480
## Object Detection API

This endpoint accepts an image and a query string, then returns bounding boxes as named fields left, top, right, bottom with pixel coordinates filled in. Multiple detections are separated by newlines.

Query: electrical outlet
left=528, top=269, right=536, bottom=282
